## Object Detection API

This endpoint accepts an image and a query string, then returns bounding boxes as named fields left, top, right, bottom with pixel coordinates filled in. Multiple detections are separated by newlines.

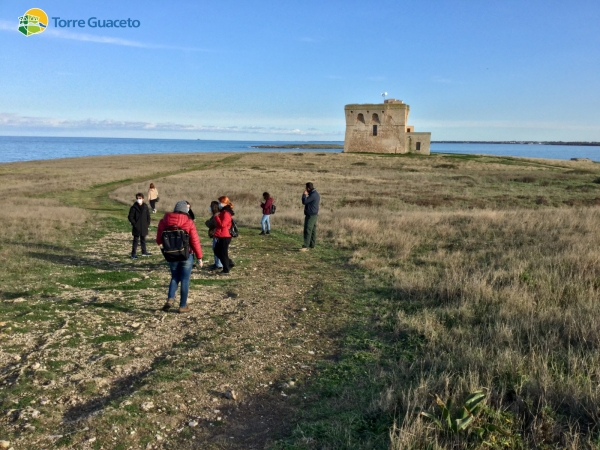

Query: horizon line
left=2, top=135, right=600, bottom=145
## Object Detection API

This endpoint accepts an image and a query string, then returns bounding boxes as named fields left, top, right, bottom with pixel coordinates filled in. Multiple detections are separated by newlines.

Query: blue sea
left=0, top=136, right=599, bottom=163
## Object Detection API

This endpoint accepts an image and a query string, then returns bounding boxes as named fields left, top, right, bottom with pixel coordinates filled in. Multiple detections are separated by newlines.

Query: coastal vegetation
left=433, top=140, right=600, bottom=146
left=250, top=144, right=344, bottom=149
left=2, top=151, right=600, bottom=448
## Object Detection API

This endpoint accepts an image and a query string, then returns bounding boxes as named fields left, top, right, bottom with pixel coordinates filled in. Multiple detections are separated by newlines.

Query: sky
left=1, top=0, right=600, bottom=141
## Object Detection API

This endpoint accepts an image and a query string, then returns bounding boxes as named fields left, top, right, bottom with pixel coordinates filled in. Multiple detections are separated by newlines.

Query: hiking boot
left=266, top=230, right=270, bottom=234
left=131, top=254, right=138, bottom=259
left=152, top=209, right=156, bottom=213
left=178, top=306, right=190, bottom=313
left=217, top=271, right=231, bottom=276
left=259, top=231, right=265, bottom=235
left=229, top=261, right=236, bottom=268
left=162, top=299, right=174, bottom=311
left=141, top=252, right=153, bottom=257
left=299, top=247, right=308, bottom=252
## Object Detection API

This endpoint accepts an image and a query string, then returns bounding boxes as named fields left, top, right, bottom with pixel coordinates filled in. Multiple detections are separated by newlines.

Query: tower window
left=416, top=142, right=421, bottom=150
left=372, top=113, right=380, bottom=123
left=357, top=113, right=365, bottom=124
left=373, top=125, right=378, bottom=136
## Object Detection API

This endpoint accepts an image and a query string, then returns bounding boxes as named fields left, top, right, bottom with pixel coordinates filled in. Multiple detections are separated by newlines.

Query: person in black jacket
left=300, top=182, right=320, bottom=251
left=128, top=193, right=152, bottom=260
left=186, top=201, right=195, bottom=221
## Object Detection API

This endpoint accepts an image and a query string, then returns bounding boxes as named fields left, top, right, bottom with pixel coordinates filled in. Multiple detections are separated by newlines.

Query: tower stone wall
left=343, top=99, right=431, bottom=155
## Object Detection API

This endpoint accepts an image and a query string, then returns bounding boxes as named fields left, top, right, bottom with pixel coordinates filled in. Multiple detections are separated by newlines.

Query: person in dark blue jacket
left=300, top=182, right=320, bottom=251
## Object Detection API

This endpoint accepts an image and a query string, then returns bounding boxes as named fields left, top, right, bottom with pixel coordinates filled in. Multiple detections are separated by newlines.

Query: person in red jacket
left=156, top=200, right=203, bottom=312
left=213, top=196, right=235, bottom=275
left=259, top=192, right=273, bottom=235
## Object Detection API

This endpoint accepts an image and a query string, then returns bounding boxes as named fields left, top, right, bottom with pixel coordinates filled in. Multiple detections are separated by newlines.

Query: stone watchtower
left=343, top=99, right=431, bottom=154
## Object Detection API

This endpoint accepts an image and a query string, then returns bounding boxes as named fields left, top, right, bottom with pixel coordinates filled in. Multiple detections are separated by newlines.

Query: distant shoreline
left=432, top=141, right=600, bottom=147
left=251, top=144, right=344, bottom=149
left=251, top=142, right=600, bottom=149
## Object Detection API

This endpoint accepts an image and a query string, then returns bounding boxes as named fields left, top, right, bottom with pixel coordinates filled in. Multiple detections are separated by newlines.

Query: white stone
left=141, top=402, right=155, bottom=411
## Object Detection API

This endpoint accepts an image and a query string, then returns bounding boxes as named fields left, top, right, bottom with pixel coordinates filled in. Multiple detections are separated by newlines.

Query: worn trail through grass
left=1, top=157, right=393, bottom=450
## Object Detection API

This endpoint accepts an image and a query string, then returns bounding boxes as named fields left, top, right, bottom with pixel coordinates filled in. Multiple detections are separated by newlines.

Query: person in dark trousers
left=213, top=196, right=235, bottom=275
left=300, top=182, right=320, bottom=251
left=147, top=183, right=159, bottom=213
left=128, top=193, right=152, bottom=259
left=259, top=192, right=274, bottom=235
left=205, top=201, right=223, bottom=270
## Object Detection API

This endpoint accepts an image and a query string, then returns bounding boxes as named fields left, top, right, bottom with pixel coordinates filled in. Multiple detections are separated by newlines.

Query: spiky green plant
left=420, top=390, right=506, bottom=437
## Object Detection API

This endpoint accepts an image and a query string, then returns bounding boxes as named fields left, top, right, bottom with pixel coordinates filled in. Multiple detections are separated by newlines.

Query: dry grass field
left=2, top=150, right=600, bottom=449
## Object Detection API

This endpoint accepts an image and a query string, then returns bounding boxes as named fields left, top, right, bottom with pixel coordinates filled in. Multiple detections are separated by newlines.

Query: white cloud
left=0, top=113, right=339, bottom=136
left=431, top=75, right=452, bottom=84
left=367, top=76, right=386, bottom=81
left=0, top=20, right=14, bottom=31
left=417, top=119, right=600, bottom=131
left=0, top=20, right=209, bottom=51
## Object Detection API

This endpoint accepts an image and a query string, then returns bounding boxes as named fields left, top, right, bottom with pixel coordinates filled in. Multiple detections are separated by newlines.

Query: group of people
left=127, top=182, right=321, bottom=313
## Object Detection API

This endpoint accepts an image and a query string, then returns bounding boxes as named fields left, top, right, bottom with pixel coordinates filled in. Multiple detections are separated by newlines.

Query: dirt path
left=0, top=168, right=354, bottom=449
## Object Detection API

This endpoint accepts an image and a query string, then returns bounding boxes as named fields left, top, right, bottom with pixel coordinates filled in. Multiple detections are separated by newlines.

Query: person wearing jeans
left=259, top=192, right=273, bottom=235
left=156, top=200, right=203, bottom=313
left=301, top=182, right=320, bottom=251
left=167, top=253, right=194, bottom=309
left=212, top=238, right=223, bottom=269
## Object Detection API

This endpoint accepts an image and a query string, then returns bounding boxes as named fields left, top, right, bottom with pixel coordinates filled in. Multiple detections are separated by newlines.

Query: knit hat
left=174, top=200, right=188, bottom=213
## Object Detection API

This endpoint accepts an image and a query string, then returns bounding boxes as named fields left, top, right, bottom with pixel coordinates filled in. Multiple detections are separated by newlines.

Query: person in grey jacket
left=300, top=182, right=320, bottom=251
